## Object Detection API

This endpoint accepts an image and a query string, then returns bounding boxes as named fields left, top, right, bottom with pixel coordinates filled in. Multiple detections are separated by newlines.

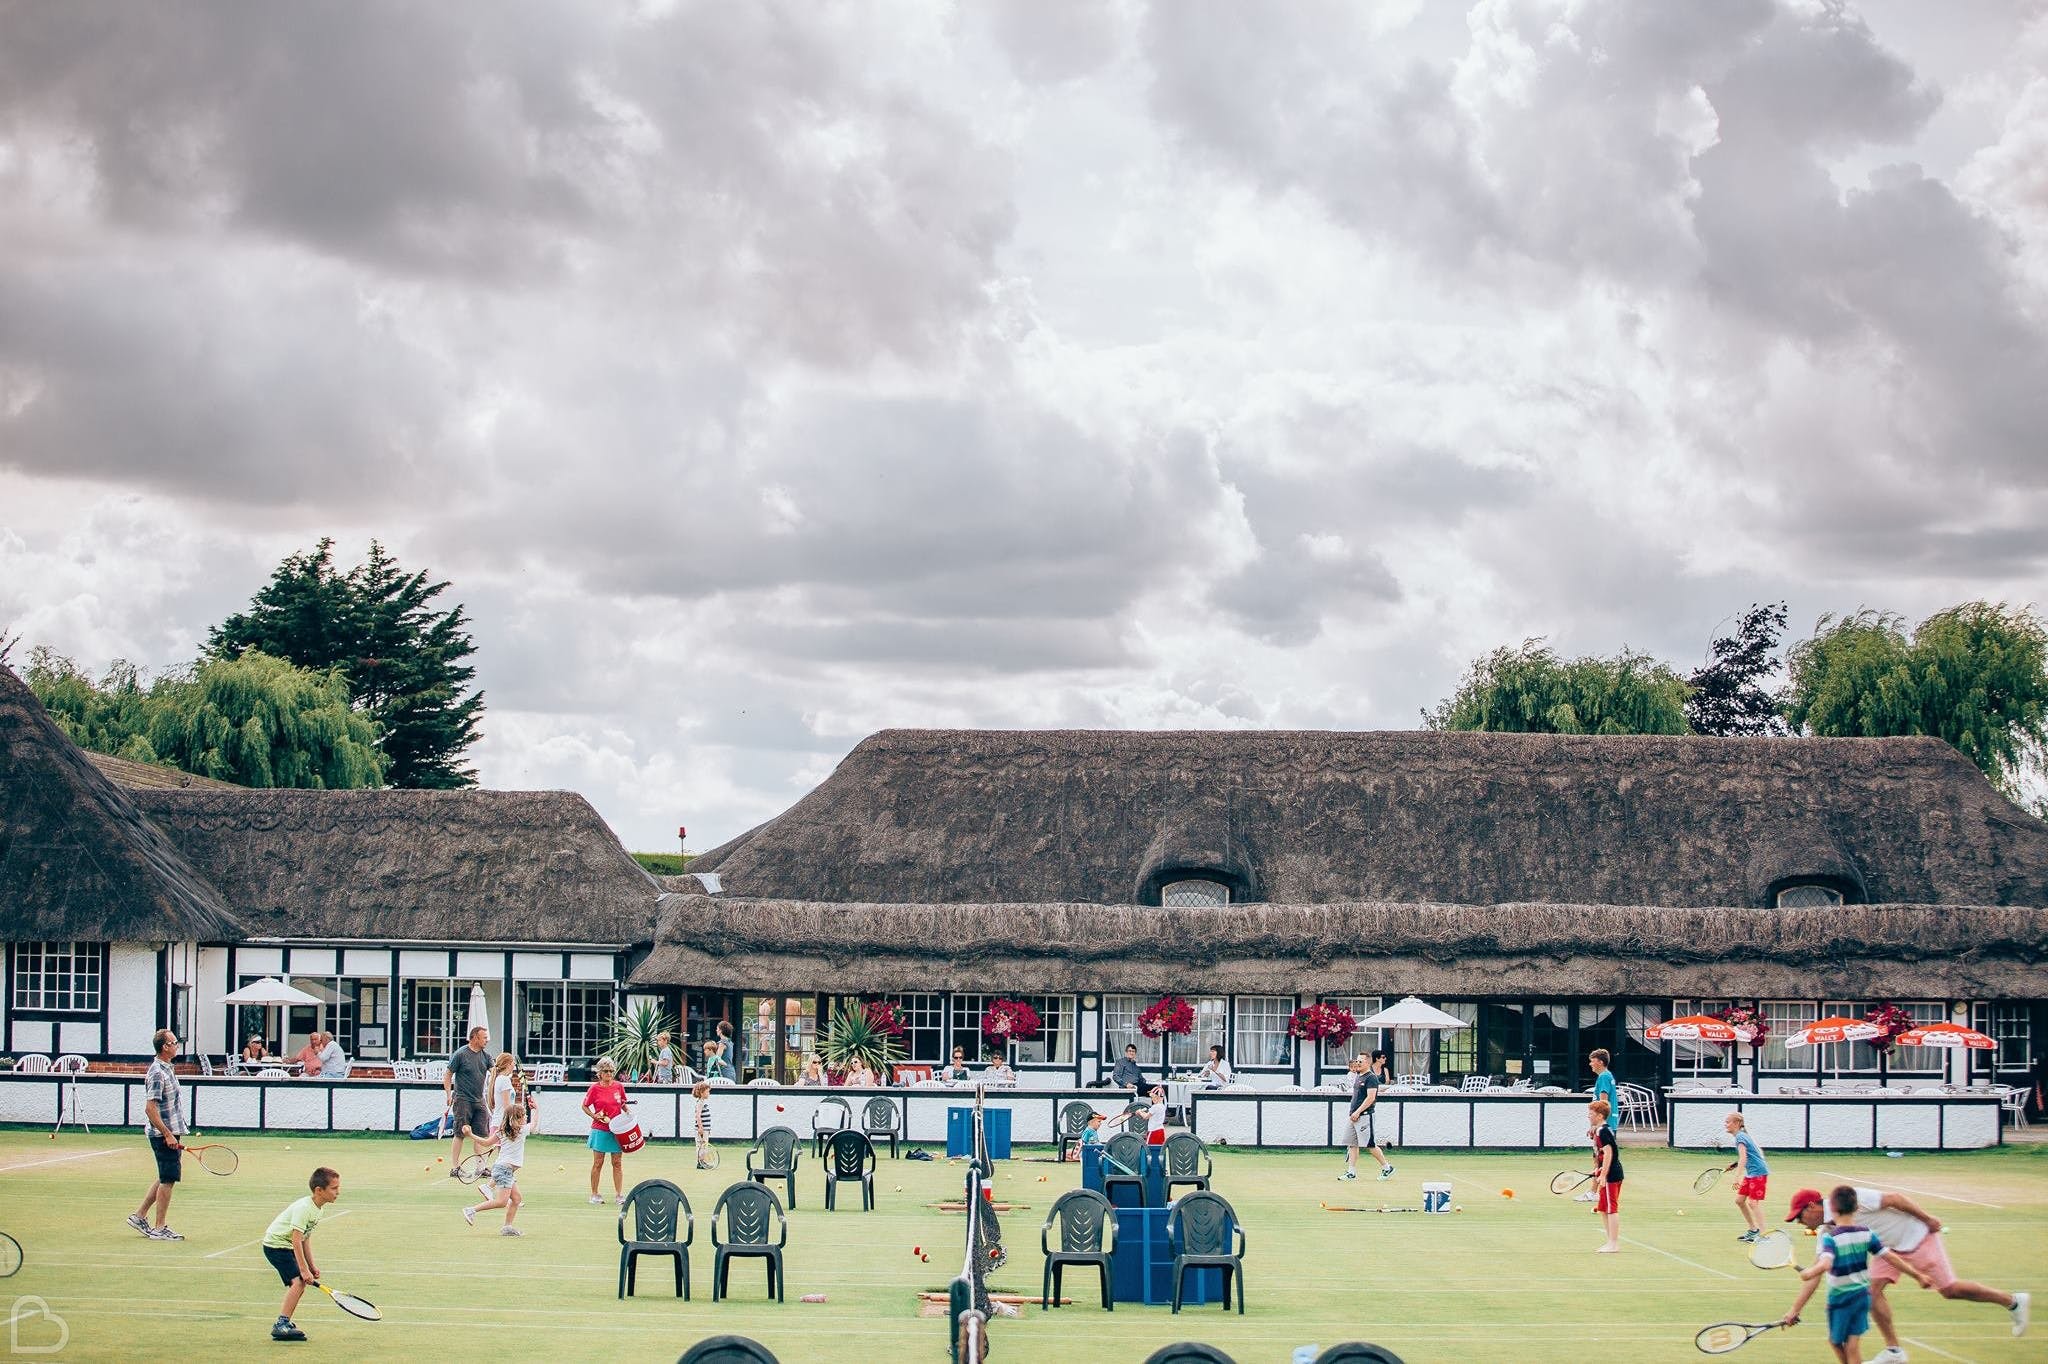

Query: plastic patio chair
left=531, top=1063, right=567, bottom=1084
left=53, top=1054, right=88, bottom=1074
left=1102, top=1133, right=1147, bottom=1206
left=1040, top=1188, right=1115, bottom=1311
left=1166, top=1190, right=1246, bottom=1314
left=1460, top=1075, right=1490, bottom=1093
left=823, top=1129, right=877, bottom=1211
left=677, top=1336, right=781, bottom=1364
left=1142, top=1342, right=1237, bottom=1363
left=711, top=1182, right=787, bottom=1302
left=811, top=1095, right=852, bottom=1160
left=1162, top=1132, right=1212, bottom=1199
left=618, top=1178, right=693, bottom=1300
left=14, top=1055, right=51, bottom=1075
left=1316, top=1345, right=1407, bottom=1364
left=861, top=1096, right=902, bottom=1158
left=745, top=1125, right=802, bottom=1208
left=1057, top=1100, right=1095, bottom=1162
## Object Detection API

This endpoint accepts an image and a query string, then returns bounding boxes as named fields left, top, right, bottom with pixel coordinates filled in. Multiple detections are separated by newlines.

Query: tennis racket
left=1694, top=1165, right=1729, bottom=1194
left=696, top=1144, right=720, bottom=1170
left=1551, top=1170, right=1595, bottom=1195
left=0, top=1231, right=21, bottom=1277
left=453, top=1152, right=488, bottom=1185
left=182, top=1142, right=238, bottom=1176
left=1748, top=1230, right=1798, bottom=1270
left=313, top=1282, right=381, bottom=1321
left=1695, top=1322, right=1785, bottom=1354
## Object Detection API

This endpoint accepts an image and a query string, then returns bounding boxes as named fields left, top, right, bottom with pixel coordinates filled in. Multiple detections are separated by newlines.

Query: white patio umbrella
left=219, top=977, right=324, bottom=1057
left=466, top=982, right=491, bottom=1040
left=1354, top=996, right=1471, bottom=1084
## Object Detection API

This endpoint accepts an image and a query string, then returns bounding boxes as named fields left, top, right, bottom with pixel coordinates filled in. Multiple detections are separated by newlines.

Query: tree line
left=16, top=539, right=482, bottom=789
left=1425, top=601, right=2048, bottom=811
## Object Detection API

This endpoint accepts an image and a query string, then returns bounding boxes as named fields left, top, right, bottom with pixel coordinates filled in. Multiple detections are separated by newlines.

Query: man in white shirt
left=1785, top=1186, right=2029, bottom=1359
left=313, top=1032, right=348, bottom=1080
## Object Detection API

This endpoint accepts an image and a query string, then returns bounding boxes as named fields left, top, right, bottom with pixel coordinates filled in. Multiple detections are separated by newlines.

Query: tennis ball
left=1676, top=1210, right=1687, bottom=1217
left=1454, top=1205, right=1464, bottom=1213
left=1500, top=1188, right=1515, bottom=1198
left=894, top=1185, right=904, bottom=1192
left=423, top=1164, right=432, bottom=1171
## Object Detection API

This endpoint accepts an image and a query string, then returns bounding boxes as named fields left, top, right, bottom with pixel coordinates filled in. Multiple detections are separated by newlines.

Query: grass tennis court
left=2, top=1129, right=2042, bottom=1362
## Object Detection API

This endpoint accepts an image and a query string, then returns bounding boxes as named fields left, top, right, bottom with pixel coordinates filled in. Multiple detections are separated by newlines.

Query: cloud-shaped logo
left=6, top=1296, right=70, bottom=1355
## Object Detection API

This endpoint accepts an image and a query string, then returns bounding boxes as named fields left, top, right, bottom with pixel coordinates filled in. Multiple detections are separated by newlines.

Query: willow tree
left=1785, top=603, right=2048, bottom=807
left=147, top=650, right=387, bottom=788
left=1424, top=641, right=1691, bottom=735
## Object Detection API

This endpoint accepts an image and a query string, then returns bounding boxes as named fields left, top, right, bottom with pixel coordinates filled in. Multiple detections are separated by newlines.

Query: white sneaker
left=1870, top=1347, right=1908, bottom=1364
left=2012, top=1291, right=2030, bottom=1337
left=125, top=1213, right=151, bottom=1236
left=614, top=1193, right=625, bottom=1205
left=588, top=1195, right=603, bottom=1205
left=499, top=1225, right=523, bottom=1237
left=462, top=1206, right=476, bottom=1226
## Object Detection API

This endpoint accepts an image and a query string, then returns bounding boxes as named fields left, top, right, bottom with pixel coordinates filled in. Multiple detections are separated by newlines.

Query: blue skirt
left=588, top=1129, right=623, bottom=1154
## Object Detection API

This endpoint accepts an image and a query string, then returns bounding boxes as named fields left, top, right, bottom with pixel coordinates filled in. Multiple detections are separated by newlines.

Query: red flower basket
left=1715, top=1005, right=1767, bottom=1044
left=1288, top=1002, right=1357, bottom=1044
left=862, top=1000, right=908, bottom=1038
left=1137, top=996, right=1196, bottom=1039
left=981, top=998, right=1042, bottom=1043
left=1864, top=1003, right=1915, bottom=1054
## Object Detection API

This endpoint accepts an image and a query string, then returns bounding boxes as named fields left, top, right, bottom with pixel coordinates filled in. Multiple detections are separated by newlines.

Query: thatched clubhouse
left=4, top=663, right=2044, bottom=1138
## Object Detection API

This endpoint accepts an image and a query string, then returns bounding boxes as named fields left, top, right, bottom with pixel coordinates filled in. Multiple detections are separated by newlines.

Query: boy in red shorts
left=1725, top=1111, right=1769, bottom=1241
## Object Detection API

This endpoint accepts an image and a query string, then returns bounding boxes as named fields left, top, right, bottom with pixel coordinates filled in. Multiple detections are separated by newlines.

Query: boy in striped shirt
left=1781, top=1186, right=1929, bottom=1364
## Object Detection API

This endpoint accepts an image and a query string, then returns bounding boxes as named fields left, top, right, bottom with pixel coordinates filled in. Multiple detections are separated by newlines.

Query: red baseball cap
left=1785, top=1188, right=1825, bottom=1222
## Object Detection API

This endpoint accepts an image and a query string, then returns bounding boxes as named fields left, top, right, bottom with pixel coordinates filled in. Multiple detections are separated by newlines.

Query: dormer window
left=1775, top=883, right=1844, bottom=908
left=1161, top=878, right=1231, bottom=907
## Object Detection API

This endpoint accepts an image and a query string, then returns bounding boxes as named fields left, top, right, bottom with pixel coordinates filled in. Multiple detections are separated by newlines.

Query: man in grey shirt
left=128, top=1028, right=188, bottom=1240
left=1110, top=1043, right=1148, bottom=1092
left=444, top=1026, right=493, bottom=1174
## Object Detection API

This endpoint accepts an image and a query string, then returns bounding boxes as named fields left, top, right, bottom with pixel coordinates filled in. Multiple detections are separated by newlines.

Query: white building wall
left=106, top=944, right=160, bottom=1055
left=197, top=947, right=231, bottom=1056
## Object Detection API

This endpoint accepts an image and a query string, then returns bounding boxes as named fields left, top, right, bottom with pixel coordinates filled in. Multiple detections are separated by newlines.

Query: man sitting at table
left=1108, top=1042, right=1148, bottom=1093
left=290, top=1033, right=323, bottom=1073
left=307, top=1032, right=349, bottom=1080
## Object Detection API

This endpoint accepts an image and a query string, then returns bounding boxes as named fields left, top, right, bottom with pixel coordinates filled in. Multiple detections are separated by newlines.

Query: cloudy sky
left=3, top=0, right=2045, bottom=850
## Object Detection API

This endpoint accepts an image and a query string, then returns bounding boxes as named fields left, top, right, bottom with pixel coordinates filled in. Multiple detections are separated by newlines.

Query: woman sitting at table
left=241, top=1035, right=268, bottom=1066
left=842, top=1057, right=877, bottom=1087
left=983, top=1054, right=1017, bottom=1085
left=800, top=1054, right=826, bottom=1085
left=1196, top=1043, right=1233, bottom=1088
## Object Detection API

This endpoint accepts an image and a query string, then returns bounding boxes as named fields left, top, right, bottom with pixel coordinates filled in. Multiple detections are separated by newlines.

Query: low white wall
left=1668, top=1094, right=2002, bottom=1151
left=1187, top=1092, right=1595, bottom=1150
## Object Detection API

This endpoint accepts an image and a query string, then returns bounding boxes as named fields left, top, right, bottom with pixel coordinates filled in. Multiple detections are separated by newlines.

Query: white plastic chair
left=531, top=1063, right=566, bottom=1084
left=748, top=1076, right=781, bottom=1087
left=199, top=1056, right=215, bottom=1077
left=53, top=1054, right=89, bottom=1074
left=1460, top=1075, right=1490, bottom=1093
left=1997, top=1086, right=2029, bottom=1129
left=14, top=1054, right=52, bottom=1075
left=419, top=1061, right=447, bottom=1082
left=257, top=1067, right=289, bottom=1080
left=1396, top=1073, right=1428, bottom=1089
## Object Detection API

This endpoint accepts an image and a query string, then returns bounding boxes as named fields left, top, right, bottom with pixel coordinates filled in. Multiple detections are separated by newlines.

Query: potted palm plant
left=603, top=999, right=677, bottom=1082
left=818, top=1000, right=907, bottom=1079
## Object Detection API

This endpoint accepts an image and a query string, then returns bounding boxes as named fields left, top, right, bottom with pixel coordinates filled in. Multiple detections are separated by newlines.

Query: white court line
left=1903, top=1336, right=1977, bottom=1363
left=1817, top=1171, right=2006, bottom=1210
left=1620, top=1236, right=1739, bottom=1279
left=203, top=1208, right=349, bottom=1258
left=0, top=1146, right=125, bottom=1173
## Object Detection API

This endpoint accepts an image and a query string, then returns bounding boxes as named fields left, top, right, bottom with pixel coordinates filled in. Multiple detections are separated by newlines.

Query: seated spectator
left=312, top=1032, right=349, bottom=1080
left=843, top=1057, right=876, bottom=1087
left=800, top=1054, right=826, bottom=1085
left=1109, top=1042, right=1147, bottom=1092
left=1196, top=1044, right=1233, bottom=1088
left=983, top=1055, right=1017, bottom=1085
left=291, top=1033, right=324, bottom=1073
left=941, top=1045, right=974, bottom=1083
left=241, top=1035, right=269, bottom=1065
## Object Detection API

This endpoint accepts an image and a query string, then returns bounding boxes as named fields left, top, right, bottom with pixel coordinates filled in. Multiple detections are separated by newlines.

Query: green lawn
left=2, top=1129, right=2043, bottom=1362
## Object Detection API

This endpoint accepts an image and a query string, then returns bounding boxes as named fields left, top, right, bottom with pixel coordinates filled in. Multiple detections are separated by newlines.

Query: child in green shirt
left=262, top=1167, right=342, bottom=1342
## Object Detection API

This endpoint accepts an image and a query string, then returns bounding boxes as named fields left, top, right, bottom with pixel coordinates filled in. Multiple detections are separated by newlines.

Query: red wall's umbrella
left=1892, top=1022, right=1996, bottom=1050
left=1784, top=1016, right=1884, bottom=1047
left=1645, top=1015, right=1739, bottom=1043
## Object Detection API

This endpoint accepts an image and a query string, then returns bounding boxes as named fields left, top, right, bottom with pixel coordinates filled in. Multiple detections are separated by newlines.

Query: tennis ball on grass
left=1454, top=1205, right=1464, bottom=1213
left=894, top=1185, right=904, bottom=1192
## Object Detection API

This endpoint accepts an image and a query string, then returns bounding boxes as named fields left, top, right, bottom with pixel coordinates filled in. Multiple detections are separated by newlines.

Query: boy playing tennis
left=691, top=1080, right=713, bottom=1169
left=1781, top=1185, right=1930, bottom=1364
left=263, top=1167, right=342, bottom=1342
left=1726, top=1112, right=1769, bottom=1242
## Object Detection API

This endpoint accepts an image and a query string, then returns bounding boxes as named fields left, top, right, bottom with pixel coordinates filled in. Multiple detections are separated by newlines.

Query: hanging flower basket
left=1864, top=1003, right=1915, bottom=1054
left=1715, top=1005, right=1767, bottom=1044
left=1137, top=996, right=1196, bottom=1038
left=861, top=1000, right=908, bottom=1038
left=1288, top=1002, right=1358, bottom=1044
left=981, top=998, right=1042, bottom=1043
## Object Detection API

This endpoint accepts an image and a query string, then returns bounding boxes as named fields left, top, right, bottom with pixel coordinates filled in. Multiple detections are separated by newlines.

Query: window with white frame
left=1971, top=1003, right=2031, bottom=1073
left=407, top=980, right=459, bottom=1058
left=1758, top=1001, right=1818, bottom=1072
left=1775, top=884, right=1844, bottom=907
left=886, top=993, right=947, bottom=1062
left=1233, top=996, right=1293, bottom=1068
left=1321, top=995, right=1384, bottom=1067
left=1101, top=995, right=1145, bottom=1063
left=520, top=983, right=614, bottom=1062
left=1816, top=1001, right=1946, bottom=1074
left=10, top=942, right=105, bottom=1013
left=1167, top=997, right=1228, bottom=1069
left=1160, top=879, right=1230, bottom=907
left=948, top=994, right=1074, bottom=1065
left=1669, top=999, right=1733, bottom=1075
left=1431, top=1002, right=1480, bottom=1074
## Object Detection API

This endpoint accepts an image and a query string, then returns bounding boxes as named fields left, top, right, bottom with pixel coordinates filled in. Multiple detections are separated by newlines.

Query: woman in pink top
left=581, top=1058, right=630, bottom=1205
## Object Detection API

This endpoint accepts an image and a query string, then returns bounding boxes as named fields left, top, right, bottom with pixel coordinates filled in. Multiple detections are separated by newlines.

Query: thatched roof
left=690, top=729, right=2048, bottom=907
left=631, top=896, right=2048, bottom=999
left=134, top=787, right=663, bottom=943
left=85, top=751, right=238, bottom=790
left=0, top=665, right=241, bottom=942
